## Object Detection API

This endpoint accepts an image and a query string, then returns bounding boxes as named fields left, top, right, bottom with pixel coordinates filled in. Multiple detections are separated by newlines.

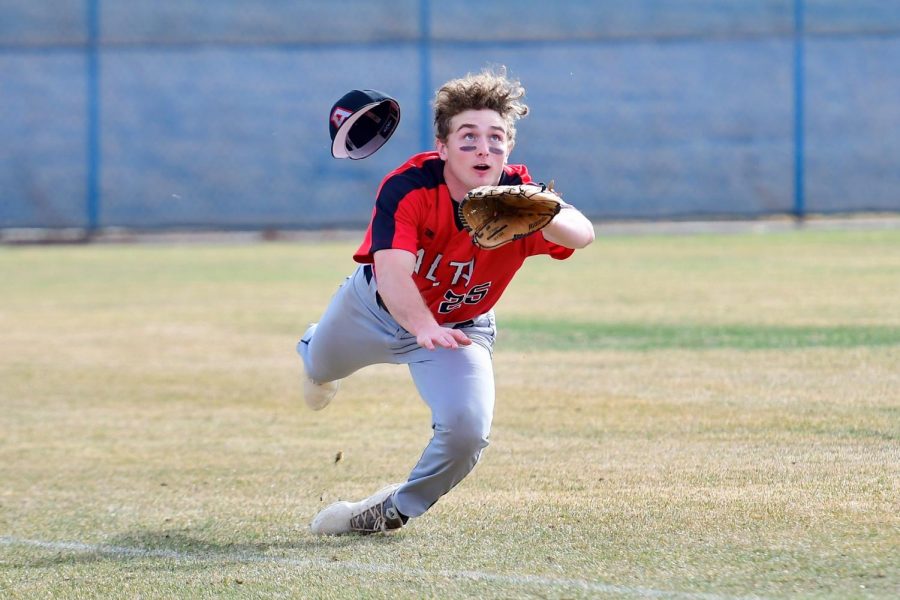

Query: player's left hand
left=458, top=182, right=566, bottom=249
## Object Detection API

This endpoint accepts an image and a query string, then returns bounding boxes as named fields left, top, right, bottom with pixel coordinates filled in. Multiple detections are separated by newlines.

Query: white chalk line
left=1, top=536, right=764, bottom=600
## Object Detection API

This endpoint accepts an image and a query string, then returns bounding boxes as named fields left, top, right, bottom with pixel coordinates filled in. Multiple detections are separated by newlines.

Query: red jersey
left=354, top=152, right=574, bottom=325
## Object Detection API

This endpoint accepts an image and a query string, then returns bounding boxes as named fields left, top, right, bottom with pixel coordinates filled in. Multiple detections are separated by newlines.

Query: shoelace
left=350, top=501, right=402, bottom=533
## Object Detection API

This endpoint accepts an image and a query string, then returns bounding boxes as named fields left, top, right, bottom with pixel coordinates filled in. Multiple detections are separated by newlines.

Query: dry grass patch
left=1, top=231, right=897, bottom=598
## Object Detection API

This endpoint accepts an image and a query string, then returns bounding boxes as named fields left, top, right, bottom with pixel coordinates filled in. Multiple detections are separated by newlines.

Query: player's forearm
left=543, top=206, right=596, bottom=249
left=377, top=271, right=439, bottom=336
left=373, top=249, right=441, bottom=336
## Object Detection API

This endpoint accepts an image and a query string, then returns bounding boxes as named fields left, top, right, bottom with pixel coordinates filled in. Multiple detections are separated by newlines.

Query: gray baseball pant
left=296, top=264, right=496, bottom=518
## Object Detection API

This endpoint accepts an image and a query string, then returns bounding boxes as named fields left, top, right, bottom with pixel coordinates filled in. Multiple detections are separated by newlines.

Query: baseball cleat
left=303, top=377, right=340, bottom=411
left=310, top=484, right=406, bottom=535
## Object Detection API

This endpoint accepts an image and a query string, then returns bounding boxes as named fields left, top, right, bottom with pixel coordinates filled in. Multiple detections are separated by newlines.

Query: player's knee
left=449, top=432, right=489, bottom=459
left=441, top=417, right=490, bottom=460
left=303, top=363, right=330, bottom=384
left=297, top=341, right=340, bottom=383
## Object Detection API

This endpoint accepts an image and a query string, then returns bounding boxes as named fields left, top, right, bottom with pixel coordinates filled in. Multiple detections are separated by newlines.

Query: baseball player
left=300, top=67, right=595, bottom=535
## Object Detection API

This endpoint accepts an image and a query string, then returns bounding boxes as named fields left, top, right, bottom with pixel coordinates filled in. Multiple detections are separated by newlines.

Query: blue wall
left=2, top=1, right=899, bottom=229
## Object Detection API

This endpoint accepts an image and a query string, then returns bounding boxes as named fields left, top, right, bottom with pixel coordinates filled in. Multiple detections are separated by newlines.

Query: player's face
left=437, top=109, right=511, bottom=198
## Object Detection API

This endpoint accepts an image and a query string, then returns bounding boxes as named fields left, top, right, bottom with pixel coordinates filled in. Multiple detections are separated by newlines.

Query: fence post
left=85, top=0, right=101, bottom=235
left=418, top=0, right=432, bottom=152
left=793, top=0, right=806, bottom=220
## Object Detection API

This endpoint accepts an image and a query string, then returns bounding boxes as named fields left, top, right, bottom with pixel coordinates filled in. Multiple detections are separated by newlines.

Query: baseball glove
left=458, top=182, right=565, bottom=249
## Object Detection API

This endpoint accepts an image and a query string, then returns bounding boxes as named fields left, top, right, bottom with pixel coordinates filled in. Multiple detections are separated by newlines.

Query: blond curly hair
left=433, top=66, right=529, bottom=145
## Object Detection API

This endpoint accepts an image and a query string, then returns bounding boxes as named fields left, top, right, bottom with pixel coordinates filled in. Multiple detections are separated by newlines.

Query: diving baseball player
left=300, top=67, right=595, bottom=534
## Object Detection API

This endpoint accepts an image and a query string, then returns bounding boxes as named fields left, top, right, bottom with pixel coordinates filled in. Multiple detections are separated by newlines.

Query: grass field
left=1, top=228, right=898, bottom=599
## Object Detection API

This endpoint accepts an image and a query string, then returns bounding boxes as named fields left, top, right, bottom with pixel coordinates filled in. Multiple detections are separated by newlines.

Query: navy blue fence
left=1, top=0, right=899, bottom=230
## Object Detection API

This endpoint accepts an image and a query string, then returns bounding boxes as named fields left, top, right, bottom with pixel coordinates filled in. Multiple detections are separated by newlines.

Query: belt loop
left=375, top=291, right=390, bottom=314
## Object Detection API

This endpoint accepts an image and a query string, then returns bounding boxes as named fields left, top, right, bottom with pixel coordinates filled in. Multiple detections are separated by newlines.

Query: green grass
left=501, top=319, right=900, bottom=350
left=1, top=229, right=898, bottom=599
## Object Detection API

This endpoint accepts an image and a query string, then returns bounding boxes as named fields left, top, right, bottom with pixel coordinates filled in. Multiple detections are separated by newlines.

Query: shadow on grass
left=8, top=527, right=403, bottom=569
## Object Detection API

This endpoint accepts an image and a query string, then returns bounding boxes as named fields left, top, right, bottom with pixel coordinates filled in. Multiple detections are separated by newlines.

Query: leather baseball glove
left=458, top=182, right=566, bottom=249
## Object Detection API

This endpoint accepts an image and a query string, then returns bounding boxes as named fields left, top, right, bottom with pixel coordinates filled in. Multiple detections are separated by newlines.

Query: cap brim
left=331, top=100, right=399, bottom=160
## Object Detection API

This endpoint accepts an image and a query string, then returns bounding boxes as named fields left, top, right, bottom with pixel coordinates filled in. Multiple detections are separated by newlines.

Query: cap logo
left=330, top=106, right=353, bottom=129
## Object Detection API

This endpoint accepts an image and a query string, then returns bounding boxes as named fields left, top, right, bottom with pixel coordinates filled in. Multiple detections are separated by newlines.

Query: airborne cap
left=329, top=89, right=401, bottom=159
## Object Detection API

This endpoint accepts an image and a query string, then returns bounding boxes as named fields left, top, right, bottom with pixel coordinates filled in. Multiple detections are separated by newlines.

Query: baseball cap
left=328, top=89, right=401, bottom=159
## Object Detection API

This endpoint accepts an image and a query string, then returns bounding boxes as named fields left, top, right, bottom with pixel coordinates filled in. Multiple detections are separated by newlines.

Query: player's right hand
left=416, top=326, right=472, bottom=351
